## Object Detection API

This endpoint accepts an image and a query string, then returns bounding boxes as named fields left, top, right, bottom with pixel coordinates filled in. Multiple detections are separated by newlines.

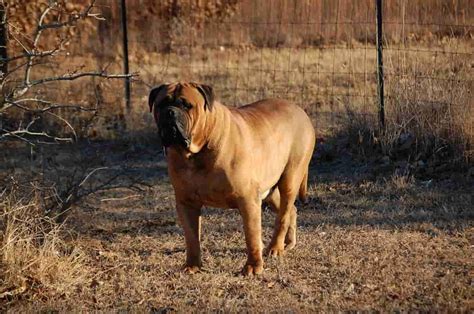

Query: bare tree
left=0, top=1, right=143, bottom=222
left=0, top=0, right=134, bottom=145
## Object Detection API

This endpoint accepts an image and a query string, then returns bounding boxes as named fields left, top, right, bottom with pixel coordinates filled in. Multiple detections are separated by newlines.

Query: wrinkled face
left=155, top=91, right=192, bottom=148
left=148, top=82, right=214, bottom=152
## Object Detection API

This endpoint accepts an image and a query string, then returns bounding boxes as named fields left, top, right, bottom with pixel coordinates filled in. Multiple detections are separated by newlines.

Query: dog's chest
left=169, top=159, right=240, bottom=208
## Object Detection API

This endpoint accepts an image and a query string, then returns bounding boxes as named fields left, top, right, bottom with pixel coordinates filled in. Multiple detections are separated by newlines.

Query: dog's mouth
left=158, top=108, right=190, bottom=148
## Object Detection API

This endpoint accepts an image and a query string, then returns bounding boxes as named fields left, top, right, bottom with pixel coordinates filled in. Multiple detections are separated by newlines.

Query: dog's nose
left=167, top=109, right=175, bottom=118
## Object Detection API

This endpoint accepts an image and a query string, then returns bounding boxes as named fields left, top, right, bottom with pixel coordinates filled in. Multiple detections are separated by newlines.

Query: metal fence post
left=376, top=0, right=385, bottom=132
left=120, top=0, right=131, bottom=110
left=0, top=3, right=7, bottom=76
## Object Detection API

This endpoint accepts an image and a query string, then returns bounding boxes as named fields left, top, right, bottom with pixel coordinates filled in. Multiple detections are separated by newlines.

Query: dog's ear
left=196, top=84, right=214, bottom=111
left=148, top=84, right=167, bottom=112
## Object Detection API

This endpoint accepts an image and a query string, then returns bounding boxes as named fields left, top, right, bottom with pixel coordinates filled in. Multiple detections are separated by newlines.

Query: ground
left=3, top=138, right=472, bottom=311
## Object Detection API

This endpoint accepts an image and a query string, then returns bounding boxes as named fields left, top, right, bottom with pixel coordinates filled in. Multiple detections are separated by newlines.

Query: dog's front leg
left=238, top=199, right=264, bottom=276
left=176, top=200, right=202, bottom=273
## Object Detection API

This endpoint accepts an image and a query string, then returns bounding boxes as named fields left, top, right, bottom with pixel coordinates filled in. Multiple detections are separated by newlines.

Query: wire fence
left=95, top=0, right=472, bottom=138
left=3, top=0, right=473, bottom=142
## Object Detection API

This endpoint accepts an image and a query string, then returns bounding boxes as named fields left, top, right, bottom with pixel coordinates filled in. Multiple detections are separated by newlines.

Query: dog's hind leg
left=267, top=169, right=303, bottom=256
left=264, top=188, right=297, bottom=251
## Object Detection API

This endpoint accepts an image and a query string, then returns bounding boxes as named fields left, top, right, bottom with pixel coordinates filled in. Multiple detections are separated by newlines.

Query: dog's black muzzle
left=158, top=106, right=190, bottom=148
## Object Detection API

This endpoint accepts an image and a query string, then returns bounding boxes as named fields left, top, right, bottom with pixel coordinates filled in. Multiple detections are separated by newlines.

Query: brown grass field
left=1, top=137, right=473, bottom=311
left=1, top=0, right=473, bottom=311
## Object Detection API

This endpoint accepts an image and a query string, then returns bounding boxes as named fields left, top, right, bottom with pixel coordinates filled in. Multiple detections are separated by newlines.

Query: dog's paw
left=285, top=233, right=296, bottom=251
left=183, top=265, right=201, bottom=274
left=267, top=245, right=286, bottom=257
left=284, top=241, right=296, bottom=251
left=241, top=263, right=263, bottom=276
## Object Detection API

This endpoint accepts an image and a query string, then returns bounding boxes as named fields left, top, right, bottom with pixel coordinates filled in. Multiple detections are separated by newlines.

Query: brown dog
left=148, top=82, right=315, bottom=275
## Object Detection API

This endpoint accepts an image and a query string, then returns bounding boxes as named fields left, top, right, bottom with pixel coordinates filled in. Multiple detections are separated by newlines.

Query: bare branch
left=28, top=71, right=136, bottom=87
left=0, top=53, right=27, bottom=63
left=0, top=59, right=28, bottom=85
left=37, top=1, right=102, bottom=32
left=2, top=98, right=97, bottom=114
left=21, top=0, right=101, bottom=96
left=0, top=117, right=73, bottom=144
left=23, top=4, right=54, bottom=87
left=0, top=128, right=74, bottom=144
left=1, top=0, right=132, bottom=145
left=46, top=111, right=77, bottom=141
left=77, top=167, right=109, bottom=188
left=8, top=29, right=30, bottom=54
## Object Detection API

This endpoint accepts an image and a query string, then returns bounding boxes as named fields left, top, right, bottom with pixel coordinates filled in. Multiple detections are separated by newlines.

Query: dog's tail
left=298, top=170, right=309, bottom=204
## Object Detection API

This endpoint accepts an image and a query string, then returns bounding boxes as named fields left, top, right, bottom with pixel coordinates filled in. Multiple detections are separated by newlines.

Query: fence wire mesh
left=85, top=0, right=473, bottom=139
left=3, top=0, right=473, bottom=145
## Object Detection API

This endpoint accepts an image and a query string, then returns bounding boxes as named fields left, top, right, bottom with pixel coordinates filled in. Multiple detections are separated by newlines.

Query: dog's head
left=148, top=82, right=214, bottom=153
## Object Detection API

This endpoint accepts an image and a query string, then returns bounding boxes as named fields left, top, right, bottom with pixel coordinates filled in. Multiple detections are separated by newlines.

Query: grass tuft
left=0, top=189, right=89, bottom=301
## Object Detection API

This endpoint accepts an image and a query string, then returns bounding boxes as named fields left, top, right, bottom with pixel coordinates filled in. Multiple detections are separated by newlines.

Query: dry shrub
left=340, top=102, right=472, bottom=167
left=338, top=106, right=380, bottom=158
left=338, top=53, right=473, bottom=168
left=374, top=37, right=473, bottom=166
left=0, top=189, right=89, bottom=301
left=382, top=71, right=474, bottom=164
left=385, top=103, right=470, bottom=163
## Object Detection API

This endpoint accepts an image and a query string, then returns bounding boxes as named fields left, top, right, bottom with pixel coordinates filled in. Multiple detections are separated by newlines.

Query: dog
left=148, top=82, right=315, bottom=275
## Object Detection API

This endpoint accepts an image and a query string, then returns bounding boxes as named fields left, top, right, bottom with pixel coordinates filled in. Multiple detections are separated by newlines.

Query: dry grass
left=0, top=189, right=90, bottom=305
left=381, top=38, right=474, bottom=164
left=1, top=142, right=472, bottom=311
left=388, top=172, right=415, bottom=190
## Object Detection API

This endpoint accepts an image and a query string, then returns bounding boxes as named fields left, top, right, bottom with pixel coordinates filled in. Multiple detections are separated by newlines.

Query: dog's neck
left=205, top=101, right=233, bottom=151
left=167, top=101, right=234, bottom=164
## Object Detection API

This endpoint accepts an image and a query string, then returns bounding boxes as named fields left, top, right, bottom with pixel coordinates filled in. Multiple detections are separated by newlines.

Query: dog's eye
left=183, top=102, right=193, bottom=110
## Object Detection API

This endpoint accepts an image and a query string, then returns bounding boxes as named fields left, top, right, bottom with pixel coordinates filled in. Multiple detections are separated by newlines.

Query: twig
left=2, top=98, right=97, bottom=114
left=23, top=4, right=54, bottom=88
left=46, top=111, right=77, bottom=141
left=37, top=1, right=103, bottom=32
left=77, top=167, right=109, bottom=188
left=28, top=71, right=136, bottom=87
left=100, top=194, right=140, bottom=202
left=0, top=128, right=73, bottom=144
